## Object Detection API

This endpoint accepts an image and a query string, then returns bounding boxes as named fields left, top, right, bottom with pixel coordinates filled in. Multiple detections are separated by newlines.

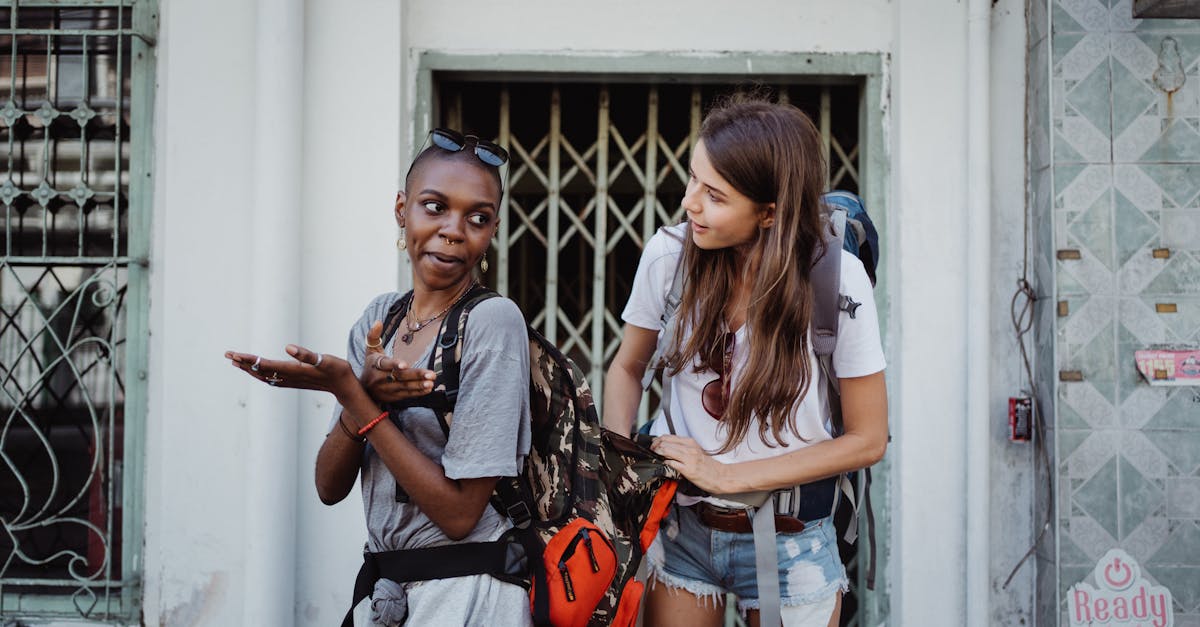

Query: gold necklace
left=401, top=281, right=476, bottom=344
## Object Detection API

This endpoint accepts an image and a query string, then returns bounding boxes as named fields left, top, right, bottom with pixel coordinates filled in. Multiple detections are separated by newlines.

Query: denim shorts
left=645, top=503, right=848, bottom=612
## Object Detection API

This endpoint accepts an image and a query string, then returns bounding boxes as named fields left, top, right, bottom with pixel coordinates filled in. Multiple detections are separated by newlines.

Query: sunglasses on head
left=429, top=128, right=509, bottom=168
left=701, top=331, right=736, bottom=420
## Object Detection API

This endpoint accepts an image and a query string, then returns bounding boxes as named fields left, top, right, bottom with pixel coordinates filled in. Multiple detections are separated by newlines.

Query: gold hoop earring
left=397, top=227, right=407, bottom=251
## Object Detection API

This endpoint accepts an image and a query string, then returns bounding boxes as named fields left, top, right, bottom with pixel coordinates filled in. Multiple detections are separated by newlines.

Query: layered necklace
left=401, top=280, right=476, bottom=344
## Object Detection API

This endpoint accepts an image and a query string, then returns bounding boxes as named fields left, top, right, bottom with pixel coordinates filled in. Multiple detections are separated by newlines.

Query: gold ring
left=366, top=337, right=383, bottom=349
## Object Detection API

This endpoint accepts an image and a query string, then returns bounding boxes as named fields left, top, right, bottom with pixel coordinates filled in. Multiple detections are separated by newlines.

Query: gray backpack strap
left=811, top=208, right=846, bottom=361
left=644, top=242, right=687, bottom=435
left=718, top=490, right=779, bottom=627
left=750, top=506, right=782, bottom=627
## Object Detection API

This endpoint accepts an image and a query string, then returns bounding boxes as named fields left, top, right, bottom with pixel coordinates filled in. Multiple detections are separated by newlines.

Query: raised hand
left=359, top=320, right=437, bottom=403
left=225, top=344, right=356, bottom=398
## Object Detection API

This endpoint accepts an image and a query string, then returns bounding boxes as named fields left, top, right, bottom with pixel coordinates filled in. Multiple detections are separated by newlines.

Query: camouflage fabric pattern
left=395, top=287, right=680, bottom=626
left=522, top=327, right=680, bottom=626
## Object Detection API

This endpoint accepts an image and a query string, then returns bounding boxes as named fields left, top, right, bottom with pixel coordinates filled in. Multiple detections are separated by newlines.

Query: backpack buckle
left=506, top=501, right=533, bottom=529
left=838, top=294, right=862, bottom=319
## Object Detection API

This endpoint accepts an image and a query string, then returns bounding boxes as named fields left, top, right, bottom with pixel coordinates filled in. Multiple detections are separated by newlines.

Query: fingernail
left=286, top=345, right=298, bottom=355
left=424, top=382, right=433, bottom=388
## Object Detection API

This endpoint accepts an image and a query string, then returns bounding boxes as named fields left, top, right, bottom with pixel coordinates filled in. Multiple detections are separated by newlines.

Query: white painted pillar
left=965, top=0, right=993, bottom=623
left=244, top=0, right=303, bottom=624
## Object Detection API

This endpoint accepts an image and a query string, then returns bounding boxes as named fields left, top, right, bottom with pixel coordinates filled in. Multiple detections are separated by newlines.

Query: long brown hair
left=669, top=96, right=829, bottom=453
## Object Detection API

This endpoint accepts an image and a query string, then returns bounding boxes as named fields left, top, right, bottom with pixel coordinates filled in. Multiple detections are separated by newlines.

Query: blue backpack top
left=822, top=190, right=880, bottom=286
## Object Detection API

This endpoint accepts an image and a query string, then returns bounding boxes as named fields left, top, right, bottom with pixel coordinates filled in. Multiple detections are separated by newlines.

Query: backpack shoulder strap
left=812, top=208, right=846, bottom=360
left=380, top=291, right=414, bottom=349
left=424, top=285, right=501, bottom=436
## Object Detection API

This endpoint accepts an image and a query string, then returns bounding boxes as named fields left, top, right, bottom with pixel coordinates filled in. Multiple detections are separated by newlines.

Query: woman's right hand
left=360, top=320, right=437, bottom=403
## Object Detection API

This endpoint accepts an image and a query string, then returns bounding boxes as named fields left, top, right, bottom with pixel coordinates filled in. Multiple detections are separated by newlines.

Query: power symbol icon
left=1104, top=558, right=1133, bottom=590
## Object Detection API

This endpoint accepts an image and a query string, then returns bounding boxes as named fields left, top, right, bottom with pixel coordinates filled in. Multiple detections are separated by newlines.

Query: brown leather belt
left=693, top=501, right=806, bottom=534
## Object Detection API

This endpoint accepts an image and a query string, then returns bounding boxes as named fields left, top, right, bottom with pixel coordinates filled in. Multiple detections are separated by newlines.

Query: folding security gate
left=436, top=81, right=860, bottom=425
left=434, top=78, right=871, bottom=626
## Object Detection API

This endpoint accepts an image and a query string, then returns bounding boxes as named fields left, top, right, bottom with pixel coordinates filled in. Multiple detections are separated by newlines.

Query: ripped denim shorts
left=645, top=502, right=848, bottom=613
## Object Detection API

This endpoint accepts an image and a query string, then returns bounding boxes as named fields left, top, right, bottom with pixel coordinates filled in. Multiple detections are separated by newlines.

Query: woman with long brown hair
left=603, top=98, right=888, bottom=626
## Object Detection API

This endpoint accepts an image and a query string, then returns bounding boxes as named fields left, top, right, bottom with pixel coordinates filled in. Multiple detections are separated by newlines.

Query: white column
left=244, top=0, right=303, bottom=624
left=965, top=0, right=993, bottom=624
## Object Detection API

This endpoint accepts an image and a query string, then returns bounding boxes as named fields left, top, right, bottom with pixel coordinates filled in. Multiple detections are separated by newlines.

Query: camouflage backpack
left=343, top=285, right=679, bottom=627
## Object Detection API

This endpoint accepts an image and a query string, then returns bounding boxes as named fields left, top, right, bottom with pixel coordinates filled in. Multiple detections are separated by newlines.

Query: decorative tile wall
left=1050, top=0, right=1200, bottom=623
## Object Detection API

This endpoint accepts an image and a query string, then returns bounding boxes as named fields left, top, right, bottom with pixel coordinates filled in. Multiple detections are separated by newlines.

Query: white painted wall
left=129, top=1, right=1034, bottom=626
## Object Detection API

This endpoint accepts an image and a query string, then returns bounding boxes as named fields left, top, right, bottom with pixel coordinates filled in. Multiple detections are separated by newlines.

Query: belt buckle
left=704, top=502, right=746, bottom=517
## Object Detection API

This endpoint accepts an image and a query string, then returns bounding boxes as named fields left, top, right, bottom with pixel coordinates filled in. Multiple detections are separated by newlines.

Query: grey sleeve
left=328, top=292, right=401, bottom=431
left=441, top=297, right=533, bottom=480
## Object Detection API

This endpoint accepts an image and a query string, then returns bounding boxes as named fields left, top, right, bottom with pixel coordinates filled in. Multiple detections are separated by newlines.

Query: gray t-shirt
left=332, top=291, right=532, bottom=552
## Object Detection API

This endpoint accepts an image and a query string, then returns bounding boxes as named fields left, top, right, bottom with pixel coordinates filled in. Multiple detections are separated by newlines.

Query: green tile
left=1144, top=254, right=1200, bottom=295
left=1067, top=63, right=1114, bottom=138
left=1112, top=61, right=1157, bottom=138
left=1150, top=522, right=1200, bottom=566
left=1136, top=34, right=1200, bottom=73
left=1145, top=390, right=1200, bottom=431
left=1056, top=164, right=1090, bottom=198
left=1075, top=456, right=1121, bottom=538
left=1118, top=325, right=1148, bottom=404
left=1114, top=190, right=1159, bottom=268
left=1052, top=3, right=1086, bottom=34
left=1070, top=194, right=1115, bottom=269
left=1140, top=296, right=1200, bottom=342
left=1075, top=323, right=1119, bottom=403
left=1061, top=403, right=1093, bottom=429
left=1061, top=429, right=1094, bottom=460
left=1120, top=455, right=1166, bottom=538
left=1140, top=119, right=1200, bottom=163
left=1145, top=430, right=1200, bottom=475
left=1060, top=531, right=1094, bottom=566
left=1142, top=164, right=1200, bottom=208
left=1060, top=564, right=1096, bottom=609
left=1053, top=33, right=1089, bottom=73
left=1148, top=566, right=1200, bottom=614
left=1055, top=127, right=1091, bottom=163
left=1058, top=269, right=1091, bottom=297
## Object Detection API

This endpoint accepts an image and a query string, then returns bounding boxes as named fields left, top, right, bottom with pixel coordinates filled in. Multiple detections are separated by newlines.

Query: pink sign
left=1135, top=349, right=1200, bottom=386
left=1068, top=549, right=1173, bottom=627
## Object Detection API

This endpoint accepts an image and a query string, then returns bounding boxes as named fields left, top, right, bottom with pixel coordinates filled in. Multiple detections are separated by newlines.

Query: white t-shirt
left=622, top=223, right=886, bottom=470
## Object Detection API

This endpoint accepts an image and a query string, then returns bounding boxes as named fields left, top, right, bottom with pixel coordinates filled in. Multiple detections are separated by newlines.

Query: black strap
left=341, top=537, right=528, bottom=627
left=341, top=550, right=381, bottom=627
left=380, top=292, right=413, bottom=349
left=864, top=467, right=877, bottom=590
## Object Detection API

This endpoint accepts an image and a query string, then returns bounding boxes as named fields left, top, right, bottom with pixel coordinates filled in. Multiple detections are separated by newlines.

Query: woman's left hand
left=225, top=344, right=355, bottom=397
left=651, top=434, right=728, bottom=494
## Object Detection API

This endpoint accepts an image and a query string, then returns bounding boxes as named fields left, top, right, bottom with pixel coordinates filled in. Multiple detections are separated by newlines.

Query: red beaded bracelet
left=356, top=410, right=389, bottom=437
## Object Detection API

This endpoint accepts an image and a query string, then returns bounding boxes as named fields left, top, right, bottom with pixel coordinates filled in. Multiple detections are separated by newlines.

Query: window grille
left=0, top=1, right=154, bottom=620
left=437, top=79, right=865, bottom=627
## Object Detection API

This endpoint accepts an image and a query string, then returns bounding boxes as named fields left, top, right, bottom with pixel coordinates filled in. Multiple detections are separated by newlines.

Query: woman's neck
left=410, top=277, right=474, bottom=319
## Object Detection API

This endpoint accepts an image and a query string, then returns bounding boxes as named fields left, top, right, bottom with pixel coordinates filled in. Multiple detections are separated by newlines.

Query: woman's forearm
left=602, top=324, right=660, bottom=435
left=716, top=371, right=889, bottom=494
left=337, top=386, right=496, bottom=540
left=315, top=412, right=366, bottom=505
left=714, top=430, right=886, bottom=494
left=603, top=361, right=646, bottom=435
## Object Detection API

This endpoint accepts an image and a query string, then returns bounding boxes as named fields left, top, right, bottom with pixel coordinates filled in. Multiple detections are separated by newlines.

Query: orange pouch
left=611, top=578, right=645, bottom=627
left=538, top=518, right=617, bottom=627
